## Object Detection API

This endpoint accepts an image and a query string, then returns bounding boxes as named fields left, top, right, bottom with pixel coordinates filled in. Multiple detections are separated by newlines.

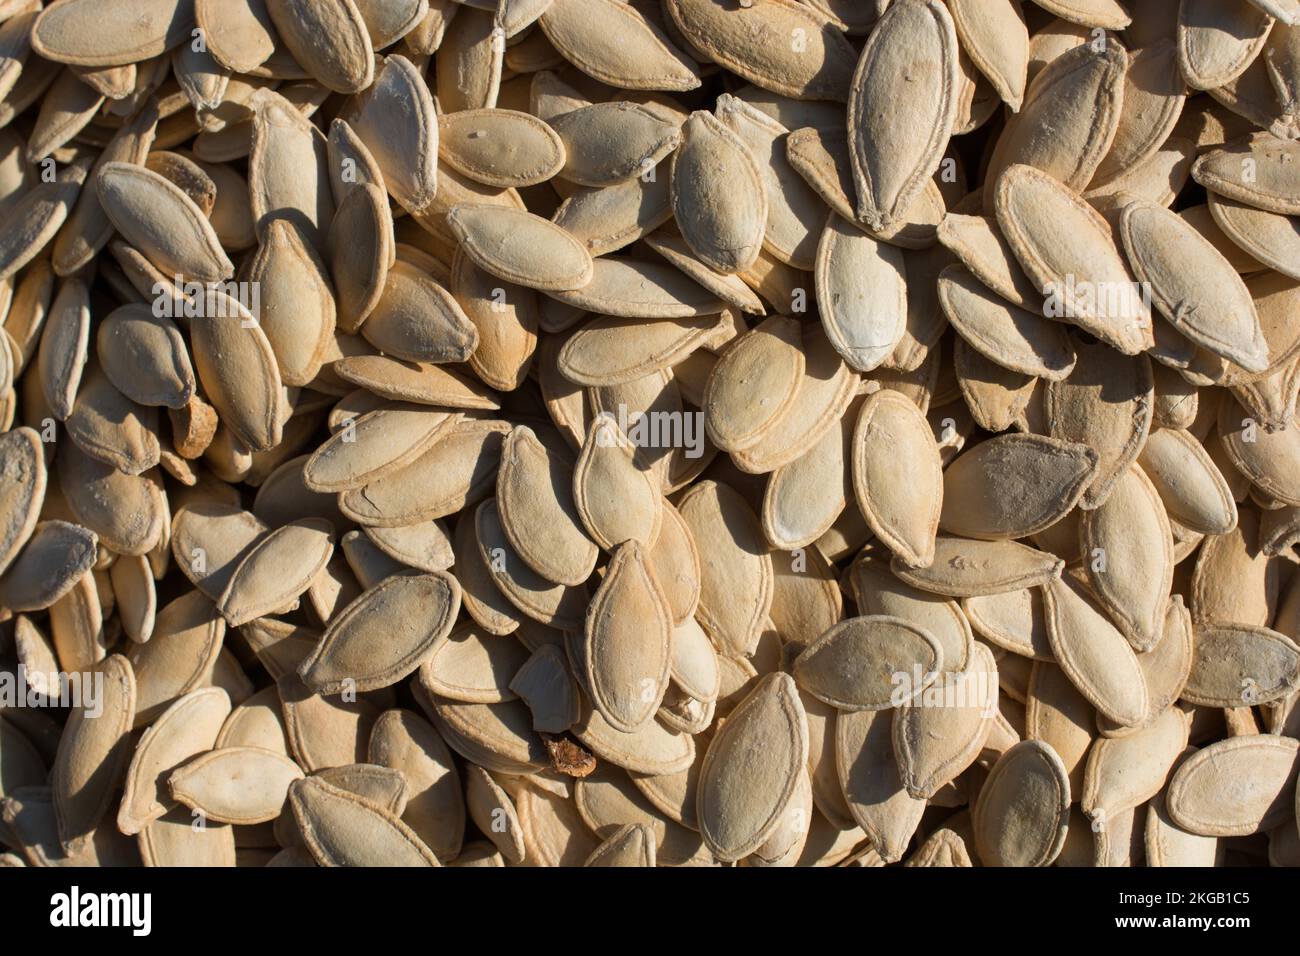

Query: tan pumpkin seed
left=96, top=304, right=194, bottom=409
left=1207, top=190, right=1300, bottom=281
left=670, top=110, right=767, bottom=275
left=995, top=164, right=1154, bottom=355
left=52, top=655, right=135, bottom=852
left=304, top=406, right=457, bottom=493
left=1120, top=198, right=1269, bottom=372
left=58, top=443, right=166, bottom=557
left=940, top=434, right=1098, bottom=541
left=347, top=55, right=438, bottom=212
left=794, top=615, right=943, bottom=711
left=1166, top=734, right=1300, bottom=835
left=0, top=156, right=89, bottom=281
left=761, top=404, right=853, bottom=551
left=1036, top=0, right=1131, bottom=29
left=664, top=0, right=851, bottom=100
left=118, top=687, right=230, bottom=836
left=419, top=623, right=530, bottom=704
left=1079, top=464, right=1173, bottom=651
left=300, top=572, right=461, bottom=694
left=1194, top=132, right=1300, bottom=217
left=435, top=6, right=503, bottom=112
left=0, top=522, right=94, bottom=615
left=697, top=673, right=807, bottom=862
left=428, top=693, right=548, bottom=775
left=937, top=265, right=1076, bottom=378
left=949, top=0, right=1030, bottom=111
left=955, top=343, right=1036, bottom=433
left=0, top=425, right=45, bottom=576
left=339, top=418, right=506, bottom=527
left=641, top=232, right=767, bottom=315
left=64, top=360, right=160, bottom=476
left=247, top=89, right=334, bottom=247
left=731, top=327, right=858, bottom=474
left=126, top=590, right=224, bottom=728
left=333, top=355, right=497, bottom=410
left=474, top=499, right=588, bottom=630
left=1146, top=788, right=1223, bottom=866
left=368, top=708, right=464, bottom=860
left=278, top=673, right=377, bottom=772
left=290, top=776, right=439, bottom=866
left=447, top=203, right=593, bottom=293
left=583, top=821, right=655, bottom=867
left=893, top=536, right=1065, bottom=597
left=1045, top=339, right=1154, bottom=510
left=702, top=315, right=803, bottom=453
left=217, top=519, right=334, bottom=627
left=552, top=173, right=674, bottom=258
left=852, top=389, right=943, bottom=568
left=985, top=41, right=1128, bottom=205
left=535, top=0, right=697, bottom=93
left=936, top=212, right=1044, bottom=311
left=646, top=499, right=701, bottom=628
left=572, top=416, right=661, bottom=552
left=1083, top=706, right=1190, bottom=821
left=328, top=183, right=393, bottom=333
left=547, top=256, right=724, bottom=319
left=245, top=219, right=336, bottom=387
left=36, top=277, right=87, bottom=421
left=1043, top=575, right=1150, bottom=727
left=32, top=0, right=195, bottom=67
left=188, top=295, right=284, bottom=453
left=1190, top=507, right=1278, bottom=626
left=714, top=94, right=823, bottom=269
left=583, top=541, right=672, bottom=733
left=972, top=739, right=1071, bottom=867
left=1178, top=0, right=1274, bottom=91
left=552, top=101, right=680, bottom=189
left=676, top=480, right=772, bottom=658
left=1183, top=623, right=1300, bottom=706
left=848, top=0, right=959, bottom=231
left=964, top=587, right=1052, bottom=660
left=265, top=0, right=374, bottom=94
left=557, top=313, right=719, bottom=388
left=362, top=521, right=453, bottom=573
left=97, top=162, right=233, bottom=284
left=894, top=642, right=998, bottom=798
left=439, top=108, right=564, bottom=190
left=362, top=260, right=478, bottom=363
left=834, top=707, right=925, bottom=862
left=168, top=746, right=303, bottom=825
left=1026, top=661, right=1095, bottom=793
left=495, top=425, right=597, bottom=587
left=815, top=213, right=908, bottom=372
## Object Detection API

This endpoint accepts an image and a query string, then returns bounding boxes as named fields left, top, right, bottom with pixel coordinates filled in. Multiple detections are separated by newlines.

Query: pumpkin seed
left=972, top=739, right=1071, bottom=867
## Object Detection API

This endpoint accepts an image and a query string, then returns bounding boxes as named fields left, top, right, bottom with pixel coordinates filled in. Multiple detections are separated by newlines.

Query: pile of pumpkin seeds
left=1, top=0, right=1300, bottom=868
